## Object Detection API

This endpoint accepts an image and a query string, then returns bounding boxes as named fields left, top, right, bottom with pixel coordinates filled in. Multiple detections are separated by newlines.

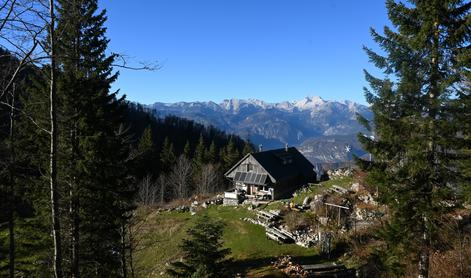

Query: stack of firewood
left=272, top=256, right=308, bottom=278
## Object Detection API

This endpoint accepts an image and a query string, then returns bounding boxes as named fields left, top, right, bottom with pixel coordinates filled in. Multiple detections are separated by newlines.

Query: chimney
left=285, top=143, right=288, bottom=152
left=258, top=144, right=263, bottom=152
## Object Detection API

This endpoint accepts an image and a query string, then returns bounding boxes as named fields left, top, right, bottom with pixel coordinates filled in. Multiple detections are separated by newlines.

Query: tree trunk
left=49, top=1, right=63, bottom=277
left=418, top=225, right=429, bottom=278
left=70, top=122, right=79, bottom=278
left=128, top=226, right=135, bottom=278
left=8, top=84, right=16, bottom=278
left=70, top=10, right=81, bottom=277
left=121, top=222, right=127, bottom=278
left=70, top=179, right=79, bottom=278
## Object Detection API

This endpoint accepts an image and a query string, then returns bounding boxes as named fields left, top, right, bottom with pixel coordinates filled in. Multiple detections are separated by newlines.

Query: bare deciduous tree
left=138, top=174, right=159, bottom=206
left=157, top=174, right=168, bottom=205
left=47, top=1, right=63, bottom=277
left=196, top=163, right=220, bottom=195
left=169, top=155, right=193, bottom=199
left=1, top=1, right=53, bottom=277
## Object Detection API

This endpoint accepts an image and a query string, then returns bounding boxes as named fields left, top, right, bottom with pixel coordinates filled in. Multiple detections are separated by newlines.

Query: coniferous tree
left=242, top=140, right=253, bottom=155
left=222, top=138, right=240, bottom=171
left=453, top=18, right=471, bottom=203
left=136, top=126, right=156, bottom=178
left=167, top=215, right=231, bottom=278
left=160, top=137, right=176, bottom=172
left=55, top=0, right=136, bottom=276
left=138, top=126, right=154, bottom=154
left=206, top=141, right=218, bottom=164
left=3, top=66, right=54, bottom=277
left=183, top=140, right=191, bottom=158
left=358, top=1, right=470, bottom=276
left=194, top=134, right=206, bottom=170
left=458, top=79, right=471, bottom=202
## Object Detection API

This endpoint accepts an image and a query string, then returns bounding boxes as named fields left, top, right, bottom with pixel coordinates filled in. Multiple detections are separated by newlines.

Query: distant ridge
left=147, top=96, right=372, bottom=163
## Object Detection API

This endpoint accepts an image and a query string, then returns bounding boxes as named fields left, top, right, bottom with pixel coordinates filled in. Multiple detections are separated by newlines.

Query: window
left=246, top=163, right=254, bottom=172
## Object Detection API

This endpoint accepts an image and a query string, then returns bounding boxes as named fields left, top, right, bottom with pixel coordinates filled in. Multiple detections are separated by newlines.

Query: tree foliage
left=358, top=0, right=470, bottom=275
left=167, top=215, right=231, bottom=278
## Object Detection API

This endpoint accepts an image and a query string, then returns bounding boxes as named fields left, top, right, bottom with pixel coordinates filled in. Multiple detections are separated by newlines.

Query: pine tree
left=206, top=141, right=218, bottom=164
left=183, top=140, right=191, bottom=158
left=160, top=137, right=176, bottom=173
left=55, top=0, right=136, bottom=276
left=135, top=126, right=156, bottom=178
left=458, top=77, right=471, bottom=202
left=222, top=137, right=240, bottom=171
left=167, top=215, right=231, bottom=278
left=138, top=126, right=154, bottom=154
left=194, top=134, right=207, bottom=171
left=2, top=67, right=55, bottom=277
left=358, top=1, right=470, bottom=276
left=242, top=140, right=253, bottom=155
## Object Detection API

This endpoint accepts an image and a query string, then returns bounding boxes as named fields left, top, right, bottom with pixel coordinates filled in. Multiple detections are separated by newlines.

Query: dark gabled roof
left=225, top=147, right=315, bottom=183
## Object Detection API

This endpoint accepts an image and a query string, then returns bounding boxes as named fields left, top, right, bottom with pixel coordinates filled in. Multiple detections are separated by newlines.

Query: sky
left=100, top=0, right=390, bottom=105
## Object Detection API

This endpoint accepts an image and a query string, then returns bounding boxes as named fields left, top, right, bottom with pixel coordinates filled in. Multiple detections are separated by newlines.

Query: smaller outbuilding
left=224, top=146, right=316, bottom=204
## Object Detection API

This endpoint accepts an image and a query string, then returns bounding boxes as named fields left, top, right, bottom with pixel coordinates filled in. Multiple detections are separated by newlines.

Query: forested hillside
left=125, top=102, right=251, bottom=204
left=0, top=46, right=249, bottom=276
left=0, top=1, right=249, bottom=276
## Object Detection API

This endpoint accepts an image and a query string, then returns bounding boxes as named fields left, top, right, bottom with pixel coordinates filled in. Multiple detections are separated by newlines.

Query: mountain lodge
left=223, top=146, right=316, bottom=205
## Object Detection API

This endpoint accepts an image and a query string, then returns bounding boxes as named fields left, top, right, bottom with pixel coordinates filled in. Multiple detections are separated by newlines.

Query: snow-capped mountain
left=148, top=96, right=372, bottom=163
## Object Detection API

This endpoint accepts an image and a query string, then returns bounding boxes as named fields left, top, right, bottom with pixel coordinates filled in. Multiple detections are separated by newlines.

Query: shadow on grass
left=228, top=242, right=351, bottom=276
left=228, top=254, right=324, bottom=276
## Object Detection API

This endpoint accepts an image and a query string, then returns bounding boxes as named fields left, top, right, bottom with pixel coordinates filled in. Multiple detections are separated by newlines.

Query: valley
left=148, top=96, right=372, bottom=164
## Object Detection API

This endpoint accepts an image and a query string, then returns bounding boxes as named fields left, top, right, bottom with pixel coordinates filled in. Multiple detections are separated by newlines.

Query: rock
left=175, top=205, right=189, bottom=212
left=201, top=202, right=208, bottom=208
left=319, top=216, right=329, bottom=225
left=192, top=200, right=198, bottom=206
left=302, top=196, right=311, bottom=206
left=327, top=167, right=353, bottom=178
left=358, top=192, right=377, bottom=206
left=350, top=183, right=361, bottom=192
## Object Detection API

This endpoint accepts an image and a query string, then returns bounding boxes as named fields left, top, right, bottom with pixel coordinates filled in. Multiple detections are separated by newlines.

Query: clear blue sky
left=101, top=0, right=389, bottom=105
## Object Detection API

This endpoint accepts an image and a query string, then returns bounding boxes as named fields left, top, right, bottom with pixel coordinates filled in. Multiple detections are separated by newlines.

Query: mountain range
left=148, top=96, right=372, bottom=164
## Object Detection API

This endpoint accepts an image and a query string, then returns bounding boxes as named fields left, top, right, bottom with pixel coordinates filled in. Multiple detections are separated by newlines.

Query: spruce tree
left=160, top=137, right=176, bottom=173
left=138, top=126, right=154, bottom=154
left=242, top=140, right=253, bottom=155
left=206, top=141, right=218, bottom=164
left=55, top=0, right=135, bottom=276
left=167, top=215, right=231, bottom=278
left=183, top=140, right=191, bottom=158
left=194, top=134, right=206, bottom=170
left=136, top=126, right=156, bottom=178
left=358, top=1, right=470, bottom=276
left=222, top=138, right=240, bottom=171
left=4, top=68, right=55, bottom=277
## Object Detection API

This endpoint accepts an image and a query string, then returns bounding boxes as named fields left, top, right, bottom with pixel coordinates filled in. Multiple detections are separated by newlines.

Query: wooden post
left=338, top=207, right=341, bottom=226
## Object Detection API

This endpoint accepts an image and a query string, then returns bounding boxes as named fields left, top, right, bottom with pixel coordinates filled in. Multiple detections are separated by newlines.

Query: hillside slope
left=132, top=206, right=318, bottom=277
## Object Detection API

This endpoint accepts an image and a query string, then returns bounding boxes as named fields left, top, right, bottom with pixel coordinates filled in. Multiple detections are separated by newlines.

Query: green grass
left=260, top=200, right=288, bottom=211
left=133, top=205, right=319, bottom=277
left=292, top=176, right=354, bottom=204
left=132, top=177, right=356, bottom=277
